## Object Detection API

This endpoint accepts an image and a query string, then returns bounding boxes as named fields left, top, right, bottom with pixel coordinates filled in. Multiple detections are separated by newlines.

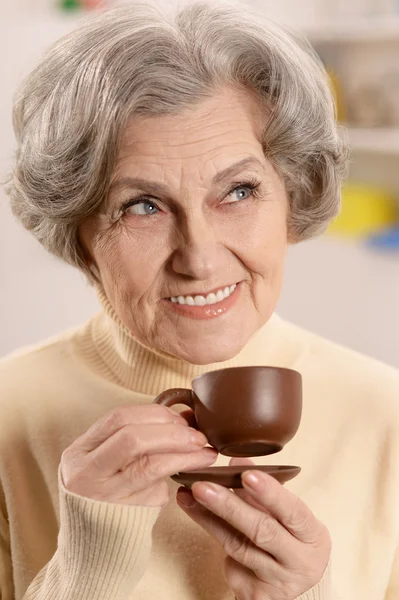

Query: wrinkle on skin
left=80, top=86, right=289, bottom=364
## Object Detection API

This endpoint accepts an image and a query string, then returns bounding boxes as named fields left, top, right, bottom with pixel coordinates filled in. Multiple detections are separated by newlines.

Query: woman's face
left=80, top=87, right=289, bottom=364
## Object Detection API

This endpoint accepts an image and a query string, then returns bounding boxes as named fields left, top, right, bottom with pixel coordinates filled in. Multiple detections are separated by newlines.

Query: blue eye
left=124, top=200, right=160, bottom=216
left=229, top=185, right=252, bottom=202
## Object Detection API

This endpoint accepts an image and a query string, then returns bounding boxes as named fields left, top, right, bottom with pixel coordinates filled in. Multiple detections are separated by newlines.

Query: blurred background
left=1, top=0, right=398, bottom=367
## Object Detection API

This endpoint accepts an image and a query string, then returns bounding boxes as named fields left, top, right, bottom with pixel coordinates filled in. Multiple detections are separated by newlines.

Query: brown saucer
left=171, top=465, right=301, bottom=489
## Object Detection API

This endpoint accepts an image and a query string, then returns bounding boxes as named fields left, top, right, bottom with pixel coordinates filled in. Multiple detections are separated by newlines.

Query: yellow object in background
left=327, top=68, right=345, bottom=123
left=328, top=183, right=399, bottom=239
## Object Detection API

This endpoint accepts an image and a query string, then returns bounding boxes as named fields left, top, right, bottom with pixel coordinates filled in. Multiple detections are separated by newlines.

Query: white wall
left=1, top=1, right=398, bottom=368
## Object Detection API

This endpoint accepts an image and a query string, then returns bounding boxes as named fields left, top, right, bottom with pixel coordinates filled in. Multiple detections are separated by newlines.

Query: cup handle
left=153, top=388, right=194, bottom=409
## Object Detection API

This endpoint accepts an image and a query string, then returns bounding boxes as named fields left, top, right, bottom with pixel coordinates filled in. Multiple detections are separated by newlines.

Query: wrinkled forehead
left=114, top=87, right=266, bottom=171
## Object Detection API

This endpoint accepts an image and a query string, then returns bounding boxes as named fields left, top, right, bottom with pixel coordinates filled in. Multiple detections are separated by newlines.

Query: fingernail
left=176, top=488, right=197, bottom=508
left=242, top=471, right=261, bottom=489
left=192, top=482, right=220, bottom=504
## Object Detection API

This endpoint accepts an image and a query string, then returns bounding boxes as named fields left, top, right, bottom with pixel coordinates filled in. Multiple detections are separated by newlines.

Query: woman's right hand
left=60, top=404, right=218, bottom=507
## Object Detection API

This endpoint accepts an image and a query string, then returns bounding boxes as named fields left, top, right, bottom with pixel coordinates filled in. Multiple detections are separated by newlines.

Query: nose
left=171, top=213, right=221, bottom=280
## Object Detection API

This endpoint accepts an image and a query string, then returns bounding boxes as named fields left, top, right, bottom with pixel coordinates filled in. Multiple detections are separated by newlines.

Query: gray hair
left=6, top=0, right=348, bottom=280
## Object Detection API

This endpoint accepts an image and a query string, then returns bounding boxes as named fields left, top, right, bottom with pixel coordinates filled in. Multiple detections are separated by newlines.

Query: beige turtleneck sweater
left=0, top=294, right=399, bottom=600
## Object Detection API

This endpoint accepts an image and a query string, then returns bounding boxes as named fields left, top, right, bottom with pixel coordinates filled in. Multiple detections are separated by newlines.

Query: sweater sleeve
left=296, top=557, right=332, bottom=600
left=1, top=466, right=161, bottom=600
left=385, top=543, right=399, bottom=599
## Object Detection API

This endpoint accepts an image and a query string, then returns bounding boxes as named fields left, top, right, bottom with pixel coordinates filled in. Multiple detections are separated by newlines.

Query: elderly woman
left=1, top=2, right=399, bottom=599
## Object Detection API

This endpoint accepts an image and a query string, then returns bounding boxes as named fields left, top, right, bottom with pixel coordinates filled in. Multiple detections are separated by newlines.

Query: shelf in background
left=342, top=127, right=399, bottom=155
left=307, top=16, right=399, bottom=44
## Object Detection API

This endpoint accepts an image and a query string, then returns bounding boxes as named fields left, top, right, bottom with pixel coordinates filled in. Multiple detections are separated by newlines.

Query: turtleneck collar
left=75, top=285, right=295, bottom=397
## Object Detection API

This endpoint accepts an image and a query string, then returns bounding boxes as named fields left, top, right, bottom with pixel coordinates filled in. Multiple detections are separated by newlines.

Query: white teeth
left=169, top=283, right=237, bottom=306
left=206, top=293, right=217, bottom=305
left=216, top=289, right=225, bottom=302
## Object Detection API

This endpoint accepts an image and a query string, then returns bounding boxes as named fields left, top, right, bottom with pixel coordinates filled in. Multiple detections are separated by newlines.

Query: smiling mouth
left=168, top=283, right=237, bottom=306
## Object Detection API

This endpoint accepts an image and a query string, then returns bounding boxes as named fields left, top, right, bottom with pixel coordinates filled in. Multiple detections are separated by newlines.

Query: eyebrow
left=108, top=156, right=265, bottom=197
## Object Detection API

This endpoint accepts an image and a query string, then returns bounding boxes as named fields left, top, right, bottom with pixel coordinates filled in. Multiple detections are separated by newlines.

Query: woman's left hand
left=176, top=458, right=331, bottom=600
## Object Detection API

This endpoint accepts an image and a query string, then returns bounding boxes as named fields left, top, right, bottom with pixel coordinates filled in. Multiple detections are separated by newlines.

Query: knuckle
left=252, top=514, right=278, bottom=548
left=223, top=557, right=242, bottom=593
left=60, top=453, right=86, bottom=491
left=170, top=424, right=186, bottom=444
left=121, top=426, right=140, bottom=454
left=60, top=446, right=72, bottom=465
left=223, top=530, right=252, bottom=565
left=122, top=463, right=137, bottom=489
left=60, top=447, right=80, bottom=475
left=103, top=408, right=126, bottom=431
left=136, top=453, right=161, bottom=483
left=223, top=558, right=261, bottom=600
left=122, top=461, right=143, bottom=491
left=114, top=424, right=143, bottom=458
left=286, top=497, right=311, bottom=533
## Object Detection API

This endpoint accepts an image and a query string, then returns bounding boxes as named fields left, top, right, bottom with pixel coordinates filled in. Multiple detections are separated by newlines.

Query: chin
left=170, top=334, right=251, bottom=366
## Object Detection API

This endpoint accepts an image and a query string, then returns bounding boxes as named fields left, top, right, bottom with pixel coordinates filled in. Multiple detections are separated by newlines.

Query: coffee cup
left=153, top=366, right=302, bottom=457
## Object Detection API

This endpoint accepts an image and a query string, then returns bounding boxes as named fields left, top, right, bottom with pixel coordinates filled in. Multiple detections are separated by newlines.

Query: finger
left=177, top=488, right=280, bottom=581
left=223, top=556, right=258, bottom=598
left=228, top=458, right=267, bottom=511
left=87, top=423, right=209, bottom=475
left=233, top=488, right=265, bottom=511
left=116, top=447, right=218, bottom=492
left=189, top=481, right=297, bottom=563
left=77, top=404, right=189, bottom=452
left=241, top=470, right=321, bottom=543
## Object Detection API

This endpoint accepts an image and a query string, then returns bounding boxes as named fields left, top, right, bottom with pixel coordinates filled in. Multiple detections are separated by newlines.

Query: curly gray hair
left=6, top=0, right=348, bottom=281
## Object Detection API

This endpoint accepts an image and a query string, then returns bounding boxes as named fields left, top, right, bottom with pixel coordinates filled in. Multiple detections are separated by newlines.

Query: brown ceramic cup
left=153, top=366, right=302, bottom=457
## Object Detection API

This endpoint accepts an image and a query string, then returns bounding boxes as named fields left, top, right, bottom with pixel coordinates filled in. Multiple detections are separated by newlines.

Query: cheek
left=94, top=224, right=168, bottom=293
left=225, top=205, right=288, bottom=276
